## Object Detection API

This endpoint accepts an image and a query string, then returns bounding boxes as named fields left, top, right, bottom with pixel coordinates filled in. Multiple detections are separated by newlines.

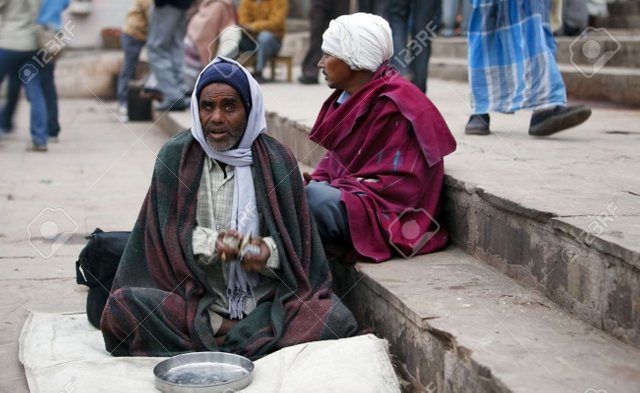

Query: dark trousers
left=358, top=0, right=388, bottom=18
left=388, top=0, right=439, bottom=93
left=301, top=0, right=350, bottom=80
left=117, top=33, right=145, bottom=106
left=41, top=63, right=59, bottom=137
left=0, top=71, right=20, bottom=132
left=305, top=180, right=350, bottom=243
left=1, top=62, right=59, bottom=137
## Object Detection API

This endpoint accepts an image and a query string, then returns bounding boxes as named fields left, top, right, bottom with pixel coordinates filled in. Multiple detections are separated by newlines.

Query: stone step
left=601, top=16, right=640, bottom=29
left=53, top=50, right=123, bottom=99
left=428, top=56, right=640, bottom=108
left=259, top=79, right=640, bottom=348
left=431, top=35, right=640, bottom=69
left=339, top=247, right=640, bottom=393
left=608, top=1, right=640, bottom=16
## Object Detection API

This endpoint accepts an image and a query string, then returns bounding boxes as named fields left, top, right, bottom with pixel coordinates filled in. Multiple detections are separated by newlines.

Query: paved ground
left=0, top=98, right=166, bottom=392
left=1, top=72, right=639, bottom=391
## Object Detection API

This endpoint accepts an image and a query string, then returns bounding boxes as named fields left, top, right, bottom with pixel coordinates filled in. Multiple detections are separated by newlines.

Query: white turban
left=321, top=12, right=393, bottom=72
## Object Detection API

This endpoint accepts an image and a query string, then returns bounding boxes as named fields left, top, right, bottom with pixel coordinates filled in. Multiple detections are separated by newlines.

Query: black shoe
left=528, top=105, right=591, bottom=136
left=298, top=75, right=318, bottom=85
left=252, top=72, right=266, bottom=84
left=26, top=143, right=47, bottom=152
left=465, top=114, right=490, bottom=135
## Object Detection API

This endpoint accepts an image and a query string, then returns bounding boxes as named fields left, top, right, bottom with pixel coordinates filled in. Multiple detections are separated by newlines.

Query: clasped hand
left=215, top=229, right=271, bottom=273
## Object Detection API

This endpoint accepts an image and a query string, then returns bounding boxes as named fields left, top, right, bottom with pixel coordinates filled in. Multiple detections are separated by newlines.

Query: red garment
left=310, top=64, right=456, bottom=262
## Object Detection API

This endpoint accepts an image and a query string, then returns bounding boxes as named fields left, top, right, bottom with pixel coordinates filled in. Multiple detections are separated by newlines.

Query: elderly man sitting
left=100, top=57, right=357, bottom=358
left=305, top=13, right=457, bottom=263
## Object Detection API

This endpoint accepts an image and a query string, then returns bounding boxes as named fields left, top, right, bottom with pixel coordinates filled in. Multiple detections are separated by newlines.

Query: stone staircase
left=158, top=77, right=640, bottom=392
left=599, top=0, right=640, bottom=29
left=429, top=31, right=640, bottom=108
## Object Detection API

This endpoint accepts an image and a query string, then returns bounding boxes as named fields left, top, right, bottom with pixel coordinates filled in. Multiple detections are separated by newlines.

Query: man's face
left=318, top=53, right=354, bottom=90
left=198, top=83, right=248, bottom=151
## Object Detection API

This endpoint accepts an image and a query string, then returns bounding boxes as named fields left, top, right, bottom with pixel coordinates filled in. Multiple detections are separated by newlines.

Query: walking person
left=37, top=0, right=71, bottom=142
left=0, top=0, right=49, bottom=151
left=440, top=0, right=472, bottom=37
left=358, top=0, right=388, bottom=18
left=388, top=0, right=440, bottom=93
left=0, top=72, right=21, bottom=136
left=465, top=0, right=591, bottom=136
left=298, top=0, right=350, bottom=85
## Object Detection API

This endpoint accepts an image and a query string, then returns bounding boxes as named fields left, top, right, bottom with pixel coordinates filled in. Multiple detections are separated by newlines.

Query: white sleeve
left=192, top=226, right=218, bottom=266
left=260, top=236, right=280, bottom=278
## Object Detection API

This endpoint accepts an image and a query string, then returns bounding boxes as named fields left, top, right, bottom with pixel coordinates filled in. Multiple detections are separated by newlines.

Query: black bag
left=76, top=228, right=130, bottom=328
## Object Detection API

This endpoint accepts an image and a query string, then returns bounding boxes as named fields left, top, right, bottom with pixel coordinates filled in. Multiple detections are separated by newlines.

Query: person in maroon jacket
left=305, top=13, right=457, bottom=263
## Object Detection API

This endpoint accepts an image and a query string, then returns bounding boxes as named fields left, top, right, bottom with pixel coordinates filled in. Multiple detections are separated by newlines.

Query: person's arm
left=192, top=226, right=219, bottom=265
left=246, top=0, right=287, bottom=33
left=237, top=0, right=253, bottom=27
left=310, top=152, right=333, bottom=183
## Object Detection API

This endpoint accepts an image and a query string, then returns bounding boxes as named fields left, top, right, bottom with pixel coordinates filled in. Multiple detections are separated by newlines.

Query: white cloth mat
left=20, top=311, right=400, bottom=393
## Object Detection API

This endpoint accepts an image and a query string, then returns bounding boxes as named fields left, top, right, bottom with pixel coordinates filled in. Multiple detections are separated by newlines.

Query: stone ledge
left=444, top=184, right=640, bottom=348
left=260, top=108, right=640, bottom=348
left=55, top=50, right=123, bottom=98
left=429, top=57, right=640, bottom=108
left=431, top=36, right=640, bottom=69
left=343, top=248, right=640, bottom=393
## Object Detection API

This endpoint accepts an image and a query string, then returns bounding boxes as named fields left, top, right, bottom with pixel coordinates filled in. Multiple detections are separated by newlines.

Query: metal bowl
left=154, top=352, right=254, bottom=393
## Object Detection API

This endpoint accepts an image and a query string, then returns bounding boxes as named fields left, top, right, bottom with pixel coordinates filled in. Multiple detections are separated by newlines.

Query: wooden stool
left=269, top=55, right=293, bottom=82
left=240, top=53, right=293, bottom=82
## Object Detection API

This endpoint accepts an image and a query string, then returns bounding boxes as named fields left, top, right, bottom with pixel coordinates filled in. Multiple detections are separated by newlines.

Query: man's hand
left=215, top=229, right=242, bottom=262
left=240, top=236, right=270, bottom=273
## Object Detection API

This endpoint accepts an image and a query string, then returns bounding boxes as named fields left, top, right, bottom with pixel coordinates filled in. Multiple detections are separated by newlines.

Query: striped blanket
left=100, top=131, right=358, bottom=359
left=468, top=0, right=567, bottom=114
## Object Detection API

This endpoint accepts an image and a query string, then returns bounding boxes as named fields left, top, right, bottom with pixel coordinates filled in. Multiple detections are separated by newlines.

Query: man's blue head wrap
left=195, top=61, right=252, bottom=114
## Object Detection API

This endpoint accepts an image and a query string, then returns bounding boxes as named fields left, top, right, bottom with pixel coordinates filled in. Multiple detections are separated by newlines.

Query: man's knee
left=305, top=181, right=348, bottom=240
left=306, top=181, right=338, bottom=216
left=256, top=31, right=276, bottom=45
left=106, top=288, right=133, bottom=313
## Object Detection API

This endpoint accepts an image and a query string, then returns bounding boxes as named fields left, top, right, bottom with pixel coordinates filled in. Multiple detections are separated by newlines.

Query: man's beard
left=205, top=124, right=245, bottom=151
